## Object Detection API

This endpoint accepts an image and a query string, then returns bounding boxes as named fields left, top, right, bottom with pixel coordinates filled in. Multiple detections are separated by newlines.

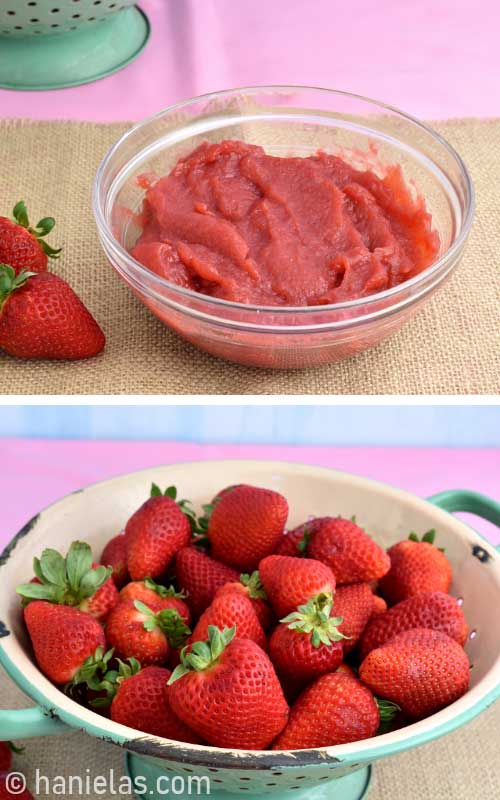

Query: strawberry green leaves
left=143, top=577, right=187, bottom=600
left=168, top=625, right=236, bottom=684
left=281, top=592, right=347, bottom=648
left=0, top=264, right=35, bottom=309
left=240, top=570, right=267, bottom=600
left=12, top=201, right=62, bottom=259
left=149, top=483, right=214, bottom=540
left=133, top=600, right=191, bottom=649
left=65, top=645, right=141, bottom=709
left=408, top=528, right=445, bottom=552
left=16, top=541, right=111, bottom=607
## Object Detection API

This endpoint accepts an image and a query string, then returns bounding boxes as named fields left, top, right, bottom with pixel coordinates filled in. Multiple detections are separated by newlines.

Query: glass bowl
left=93, top=86, right=474, bottom=369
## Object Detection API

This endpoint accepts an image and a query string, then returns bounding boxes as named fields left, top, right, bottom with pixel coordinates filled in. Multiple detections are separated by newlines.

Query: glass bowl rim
left=92, top=84, right=475, bottom=316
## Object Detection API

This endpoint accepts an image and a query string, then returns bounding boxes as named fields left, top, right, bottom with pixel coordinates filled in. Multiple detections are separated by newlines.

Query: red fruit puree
left=131, top=140, right=440, bottom=306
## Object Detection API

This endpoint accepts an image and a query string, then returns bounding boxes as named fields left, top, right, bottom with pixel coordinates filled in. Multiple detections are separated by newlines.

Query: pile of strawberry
left=0, top=201, right=105, bottom=360
left=16, top=482, right=470, bottom=751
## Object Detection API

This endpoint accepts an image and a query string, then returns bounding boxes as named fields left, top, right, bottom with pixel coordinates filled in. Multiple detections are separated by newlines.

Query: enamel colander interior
left=0, top=0, right=135, bottom=36
left=1, top=460, right=499, bottom=795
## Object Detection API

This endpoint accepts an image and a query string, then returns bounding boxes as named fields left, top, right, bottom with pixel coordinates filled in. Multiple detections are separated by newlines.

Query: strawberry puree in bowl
left=93, top=86, right=474, bottom=369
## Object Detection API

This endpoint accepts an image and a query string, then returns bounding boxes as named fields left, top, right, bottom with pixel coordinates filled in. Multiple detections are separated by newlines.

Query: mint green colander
left=1, top=461, right=500, bottom=800
left=0, top=1, right=150, bottom=89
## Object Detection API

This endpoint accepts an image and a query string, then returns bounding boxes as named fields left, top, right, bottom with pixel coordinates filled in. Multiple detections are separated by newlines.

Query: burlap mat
left=1, top=665, right=499, bottom=799
left=0, top=117, right=498, bottom=395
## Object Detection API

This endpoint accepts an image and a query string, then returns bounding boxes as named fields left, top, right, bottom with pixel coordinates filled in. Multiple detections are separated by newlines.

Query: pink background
left=2, top=439, right=499, bottom=548
left=1, top=0, right=499, bottom=122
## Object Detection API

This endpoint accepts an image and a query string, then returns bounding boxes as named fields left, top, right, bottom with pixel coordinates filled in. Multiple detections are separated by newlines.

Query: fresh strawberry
left=120, top=579, right=191, bottom=625
left=359, top=591, right=468, bottom=660
left=371, top=595, right=388, bottom=617
left=80, top=569, right=119, bottom=621
left=208, top=484, right=289, bottom=571
left=175, top=546, right=239, bottom=617
left=333, top=583, right=374, bottom=652
left=113, top=666, right=201, bottom=742
left=272, top=672, right=379, bottom=749
left=215, top=571, right=274, bottom=630
left=269, top=593, right=344, bottom=692
left=378, top=529, right=452, bottom=604
left=105, top=600, right=190, bottom=666
left=308, top=517, right=390, bottom=584
left=24, top=600, right=106, bottom=684
left=0, top=266, right=105, bottom=360
left=274, top=518, right=323, bottom=556
left=125, top=485, right=192, bottom=581
left=0, top=775, right=33, bottom=800
left=191, top=588, right=267, bottom=650
left=16, top=541, right=117, bottom=621
left=336, top=662, right=356, bottom=677
left=101, top=534, right=129, bottom=588
left=0, top=201, right=61, bottom=275
left=167, top=626, right=289, bottom=749
left=0, top=742, right=23, bottom=772
left=360, top=627, right=470, bottom=719
left=259, top=555, right=336, bottom=619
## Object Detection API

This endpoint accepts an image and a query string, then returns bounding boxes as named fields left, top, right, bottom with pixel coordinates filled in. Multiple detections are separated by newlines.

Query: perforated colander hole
left=319, top=775, right=330, bottom=780
left=239, top=778, right=251, bottom=781
left=289, top=787, right=302, bottom=791
left=207, top=768, right=219, bottom=773
left=212, top=780, right=223, bottom=784
left=29, top=18, right=40, bottom=23
left=6, top=11, right=16, bottom=15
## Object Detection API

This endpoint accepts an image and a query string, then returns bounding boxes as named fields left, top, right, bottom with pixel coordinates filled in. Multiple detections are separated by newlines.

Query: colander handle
left=428, top=490, right=500, bottom=549
left=0, top=707, right=68, bottom=738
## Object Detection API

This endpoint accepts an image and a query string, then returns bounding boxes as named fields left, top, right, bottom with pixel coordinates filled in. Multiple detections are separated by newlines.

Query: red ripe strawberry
left=125, top=486, right=192, bottom=581
left=16, top=541, right=117, bottom=622
left=168, top=626, right=289, bottom=749
left=105, top=600, right=190, bottom=667
left=360, top=627, right=470, bottom=719
left=333, top=583, right=374, bottom=653
left=308, top=517, right=390, bottom=584
left=336, top=662, right=356, bottom=677
left=378, top=530, right=452, bottom=604
left=110, top=666, right=201, bottom=743
left=0, top=267, right=105, bottom=360
left=359, top=591, right=468, bottom=660
left=208, top=485, right=289, bottom=571
left=191, top=588, right=267, bottom=650
left=175, top=546, right=239, bottom=617
left=259, top=555, right=336, bottom=619
left=120, top=579, right=191, bottom=625
left=215, top=571, right=274, bottom=630
left=0, top=201, right=61, bottom=275
left=24, top=600, right=106, bottom=684
left=269, top=593, right=344, bottom=692
left=101, top=534, right=129, bottom=588
left=371, top=595, right=388, bottom=618
left=272, top=672, right=379, bottom=749
left=274, top=518, right=324, bottom=556
left=0, top=775, right=33, bottom=799
left=0, top=742, right=22, bottom=773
